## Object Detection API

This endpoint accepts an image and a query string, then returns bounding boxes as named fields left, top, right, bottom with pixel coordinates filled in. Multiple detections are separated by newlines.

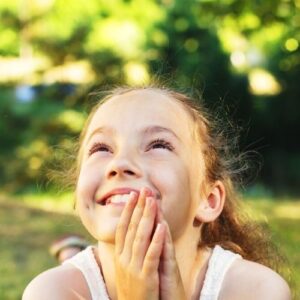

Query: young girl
left=23, top=86, right=291, bottom=299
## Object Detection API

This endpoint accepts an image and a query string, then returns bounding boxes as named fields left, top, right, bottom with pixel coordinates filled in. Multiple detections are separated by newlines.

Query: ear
left=195, top=181, right=225, bottom=223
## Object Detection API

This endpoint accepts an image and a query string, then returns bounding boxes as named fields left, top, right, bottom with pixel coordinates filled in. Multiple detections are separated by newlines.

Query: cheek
left=148, top=162, right=184, bottom=195
left=76, top=162, right=103, bottom=205
left=148, top=162, right=192, bottom=231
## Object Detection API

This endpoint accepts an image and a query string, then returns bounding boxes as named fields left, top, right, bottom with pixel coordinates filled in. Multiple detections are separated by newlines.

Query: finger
left=122, top=188, right=150, bottom=261
left=131, top=197, right=157, bottom=269
left=115, top=191, right=138, bottom=255
left=143, top=223, right=165, bottom=275
left=156, top=205, right=175, bottom=261
left=160, top=221, right=177, bottom=275
left=155, top=203, right=176, bottom=271
left=156, top=202, right=164, bottom=224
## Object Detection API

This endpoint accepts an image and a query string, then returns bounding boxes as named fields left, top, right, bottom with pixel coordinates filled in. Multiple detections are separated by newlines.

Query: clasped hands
left=115, top=188, right=186, bottom=300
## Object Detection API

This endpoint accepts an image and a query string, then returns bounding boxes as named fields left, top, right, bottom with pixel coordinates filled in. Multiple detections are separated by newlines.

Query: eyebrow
left=141, top=126, right=181, bottom=141
left=86, top=125, right=181, bottom=143
left=86, top=126, right=116, bottom=143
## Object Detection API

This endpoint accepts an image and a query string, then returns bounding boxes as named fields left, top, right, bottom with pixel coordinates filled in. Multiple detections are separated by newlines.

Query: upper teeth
left=108, top=194, right=131, bottom=204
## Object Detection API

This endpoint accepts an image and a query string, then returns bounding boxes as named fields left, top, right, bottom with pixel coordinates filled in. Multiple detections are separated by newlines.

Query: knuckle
left=134, top=232, right=145, bottom=243
left=146, top=252, right=159, bottom=263
left=128, top=221, right=139, bottom=231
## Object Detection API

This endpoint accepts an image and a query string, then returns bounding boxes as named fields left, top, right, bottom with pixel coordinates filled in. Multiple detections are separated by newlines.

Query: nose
left=105, top=153, right=141, bottom=180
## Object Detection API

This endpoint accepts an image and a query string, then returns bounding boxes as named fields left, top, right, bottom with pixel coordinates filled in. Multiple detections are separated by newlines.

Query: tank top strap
left=200, top=245, right=242, bottom=300
left=63, top=246, right=110, bottom=300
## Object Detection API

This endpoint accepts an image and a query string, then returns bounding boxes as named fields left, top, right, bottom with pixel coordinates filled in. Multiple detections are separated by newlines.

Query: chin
left=90, top=223, right=118, bottom=245
left=97, top=234, right=116, bottom=245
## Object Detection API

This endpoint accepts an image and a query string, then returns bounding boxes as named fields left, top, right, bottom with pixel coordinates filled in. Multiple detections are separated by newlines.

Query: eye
left=88, top=142, right=112, bottom=156
left=147, top=139, right=174, bottom=151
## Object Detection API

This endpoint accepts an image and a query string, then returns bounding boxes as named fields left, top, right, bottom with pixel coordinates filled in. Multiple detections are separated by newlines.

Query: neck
left=96, top=242, right=118, bottom=300
left=173, top=222, right=211, bottom=299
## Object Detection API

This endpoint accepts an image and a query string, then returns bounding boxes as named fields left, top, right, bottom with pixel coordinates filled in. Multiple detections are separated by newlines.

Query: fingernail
left=129, top=191, right=137, bottom=203
left=130, top=191, right=137, bottom=198
left=156, top=223, right=163, bottom=233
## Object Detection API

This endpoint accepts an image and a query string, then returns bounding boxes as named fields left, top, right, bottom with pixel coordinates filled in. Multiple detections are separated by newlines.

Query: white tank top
left=63, top=245, right=241, bottom=300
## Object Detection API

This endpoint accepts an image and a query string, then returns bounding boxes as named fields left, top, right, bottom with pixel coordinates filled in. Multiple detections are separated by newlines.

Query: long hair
left=64, top=85, right=284, bottom=272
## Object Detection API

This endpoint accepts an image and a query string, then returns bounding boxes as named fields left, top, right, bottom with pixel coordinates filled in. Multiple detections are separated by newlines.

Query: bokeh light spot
left=249, top=68, right=281, bottom=95
left=175, top=18, right=189, bottom=32
left=285, top=38, right=299, bottom=52
left=184, top=39, right=199, bottom=53
left=230, top=51, right=246, bottom=68
left=124, top=62, right=149, bottom=85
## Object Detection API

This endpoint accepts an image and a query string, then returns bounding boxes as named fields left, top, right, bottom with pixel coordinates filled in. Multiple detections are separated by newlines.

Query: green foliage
left=0, top=85, right=85, bottom=192
left=0, top=0, right=299, bottom=193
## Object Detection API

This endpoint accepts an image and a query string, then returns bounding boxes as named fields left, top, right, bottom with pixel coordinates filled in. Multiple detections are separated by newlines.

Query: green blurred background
left=0, top=0, right=299, bottom=298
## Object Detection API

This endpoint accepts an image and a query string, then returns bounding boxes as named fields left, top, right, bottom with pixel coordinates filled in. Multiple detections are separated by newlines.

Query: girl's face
left=76, top=89, right=206, bottom=243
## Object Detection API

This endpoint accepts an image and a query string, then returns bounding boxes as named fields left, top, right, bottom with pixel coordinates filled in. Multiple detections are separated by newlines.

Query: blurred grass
left=246, top=198, right=300, bottom=299
left=0, top=195, right=299, bottom=299
left=0, top=195, right=92, bottom=300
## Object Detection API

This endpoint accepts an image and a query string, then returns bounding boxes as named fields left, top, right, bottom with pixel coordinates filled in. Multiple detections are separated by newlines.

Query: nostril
left=109, top=170, right=117, bottom=177
left=108, top=169, right=135, bottom=177
left=124, top=170, right=135, bottom=176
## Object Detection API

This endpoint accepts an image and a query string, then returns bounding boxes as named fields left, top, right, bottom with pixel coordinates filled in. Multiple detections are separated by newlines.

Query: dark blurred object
left=49, top=234, right=89, bottom=264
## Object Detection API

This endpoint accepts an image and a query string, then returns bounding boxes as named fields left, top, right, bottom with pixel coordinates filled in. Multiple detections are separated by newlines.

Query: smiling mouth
left=96, top=188, right=159, bottom=206
left=96, top=188, right=140, bottom=206
left=105, top=194, right=133, bottom=205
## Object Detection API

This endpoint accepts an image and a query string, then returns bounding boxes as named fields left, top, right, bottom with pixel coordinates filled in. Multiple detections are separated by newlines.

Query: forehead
left=86, top=89, right=196, bottom=141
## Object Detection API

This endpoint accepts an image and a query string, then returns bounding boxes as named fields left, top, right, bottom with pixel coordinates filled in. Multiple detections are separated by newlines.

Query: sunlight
left=230, top=51, right=247, bottom=68
left=238, top=12, right=261, bottom=30
left=124, top=62, right=150, bottom=85
left=43, top=60, right=95, bottom=84
left=0, top=57, right=49, bottom=83
left=85, top=19, right=144, bottom=59
left=273, top=202, right=300, bottom=220
left=25, top=0, right=54, bottom=15
left=249, top=68, right=281, bottom=95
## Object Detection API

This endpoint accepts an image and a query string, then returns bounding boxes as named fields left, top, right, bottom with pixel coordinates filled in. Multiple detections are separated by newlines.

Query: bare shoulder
left=22, top=264, right=91, bottom=300
left=220, top=258, right=291, bottom=300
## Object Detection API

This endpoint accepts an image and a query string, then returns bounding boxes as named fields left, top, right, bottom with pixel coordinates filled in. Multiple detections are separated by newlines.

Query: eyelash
left=88, top=142, right=111, bottom=156
left=147, top=139, right=174, bottom=151
left=88, top=139, right=174, bottom=156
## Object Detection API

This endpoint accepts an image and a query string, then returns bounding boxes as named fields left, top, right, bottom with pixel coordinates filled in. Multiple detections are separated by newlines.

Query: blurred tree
left=0, top=0, right=299, bottom=194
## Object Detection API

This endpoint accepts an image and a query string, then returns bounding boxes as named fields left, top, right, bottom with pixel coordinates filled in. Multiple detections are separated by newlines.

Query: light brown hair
left=66, top=85, right=283, bottom=271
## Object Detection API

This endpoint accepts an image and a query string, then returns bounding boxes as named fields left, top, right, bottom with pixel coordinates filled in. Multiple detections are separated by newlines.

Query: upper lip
left=96, top=188, right=141, bottom=204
